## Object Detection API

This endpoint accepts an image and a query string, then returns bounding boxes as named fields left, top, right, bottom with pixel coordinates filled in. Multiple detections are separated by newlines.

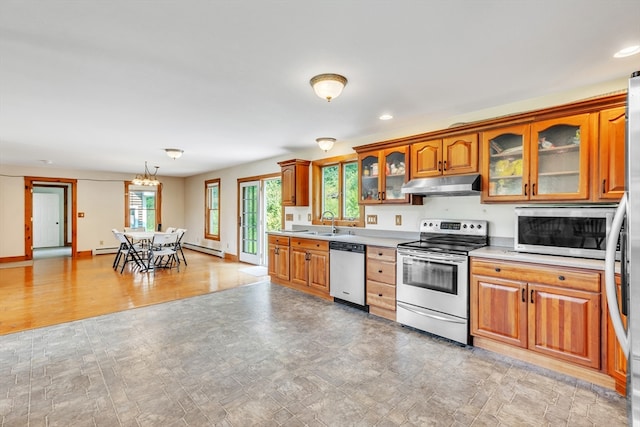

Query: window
left=312, top=154, right=363, bottom=227
left=125, top=183, right=161, bottom=231
left=205, top=179, right=220, bottom=240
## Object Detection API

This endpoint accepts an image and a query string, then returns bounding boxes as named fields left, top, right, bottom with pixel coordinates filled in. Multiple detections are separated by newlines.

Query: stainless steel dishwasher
left=329, top=241, right=367, bottom=309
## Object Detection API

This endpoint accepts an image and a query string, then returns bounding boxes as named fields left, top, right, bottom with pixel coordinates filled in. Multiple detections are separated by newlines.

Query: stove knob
left=429, top=222, right=433, bottom=227
left=470, top=224, right=475, bottom=229
left=477, top=224, right=482, bottom=229
left=463, top=224, right=467, bottom=228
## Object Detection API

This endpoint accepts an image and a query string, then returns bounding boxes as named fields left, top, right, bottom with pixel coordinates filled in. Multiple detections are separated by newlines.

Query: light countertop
left=469, top=246, right=620, bottom=272
left=267, top=230, right=411, bottom=249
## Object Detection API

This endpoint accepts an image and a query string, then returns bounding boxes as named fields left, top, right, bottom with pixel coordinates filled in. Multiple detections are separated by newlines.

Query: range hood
left=400, top=174, right=481, bottom=196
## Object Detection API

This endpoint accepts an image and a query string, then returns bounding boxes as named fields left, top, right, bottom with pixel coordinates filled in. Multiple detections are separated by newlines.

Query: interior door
left=33, top=193, right=61, bottom=247
left=239, top=181, right=261, bottom=264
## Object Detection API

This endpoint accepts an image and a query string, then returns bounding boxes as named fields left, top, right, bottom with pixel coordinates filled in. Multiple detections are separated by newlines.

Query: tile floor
left=0, top=281, right=628, bottom=426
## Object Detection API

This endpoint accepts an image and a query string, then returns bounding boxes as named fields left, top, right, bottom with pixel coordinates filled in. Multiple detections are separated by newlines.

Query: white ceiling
left=1, top=1, right=639, bottom=177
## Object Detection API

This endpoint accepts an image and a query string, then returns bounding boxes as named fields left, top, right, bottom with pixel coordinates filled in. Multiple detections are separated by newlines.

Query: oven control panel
left=419, top=219, right=488, bottom=236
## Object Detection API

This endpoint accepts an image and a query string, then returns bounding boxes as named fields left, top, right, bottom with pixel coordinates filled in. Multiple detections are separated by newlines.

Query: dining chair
left=175, top=228, right=188, bottom=265
left=111, top=229, right=126, bottom=269
left=113, top=232, right=146, bottom=273
left=148, top=232, right=180, bottom=271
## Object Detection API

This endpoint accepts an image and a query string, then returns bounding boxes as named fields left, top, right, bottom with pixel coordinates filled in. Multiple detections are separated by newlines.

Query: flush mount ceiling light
left=614, top=45, right=640, bottom=58
left=316, top=137, right=336, bottom=152
left=165, top=148, right=184, bottom=159
left=310, top=73, right=348, bottom=102
left=379, top=114, right=393, bottom=121
left=132, top=161, right=160, bottom=186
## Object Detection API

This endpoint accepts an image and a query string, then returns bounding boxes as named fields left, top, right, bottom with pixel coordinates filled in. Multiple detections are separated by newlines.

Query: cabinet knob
left=378, top=269, right=383, bottom=273
left=558, top=275, right=565, bottom=281
left=378, top=252, right=383, bottom=256
left=378, top=293, right=383, bottom=297
left=495, top=267, right=501, bottom=272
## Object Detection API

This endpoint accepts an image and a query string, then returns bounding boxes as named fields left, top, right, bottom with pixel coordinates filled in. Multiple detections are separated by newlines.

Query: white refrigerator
left=606, top=70, right=640, bottom=425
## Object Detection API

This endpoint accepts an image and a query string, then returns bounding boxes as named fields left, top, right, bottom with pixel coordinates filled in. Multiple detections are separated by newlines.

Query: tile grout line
left=81, top=320, right=124, bottom=427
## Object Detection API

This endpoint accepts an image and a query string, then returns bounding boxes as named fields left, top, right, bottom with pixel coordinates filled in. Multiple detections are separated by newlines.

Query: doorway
left=237, top=174, right=281, bottom=265
left=24, top=177, right=77, bottom=260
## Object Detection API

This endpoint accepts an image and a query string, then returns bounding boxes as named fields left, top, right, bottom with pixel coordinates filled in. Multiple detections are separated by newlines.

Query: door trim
left=24, top=177, right=77, bottom=260
left=237, top=172, right=280, bottom=263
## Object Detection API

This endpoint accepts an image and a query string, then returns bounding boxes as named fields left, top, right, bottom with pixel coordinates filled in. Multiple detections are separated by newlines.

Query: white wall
left=0, top=76, right=627, bottom=259
left=0, top=165, right=185, bottom=257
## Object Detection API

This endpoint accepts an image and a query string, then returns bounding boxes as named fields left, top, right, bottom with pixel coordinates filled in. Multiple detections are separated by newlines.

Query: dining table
left=123, top=231, right=176, bottom=271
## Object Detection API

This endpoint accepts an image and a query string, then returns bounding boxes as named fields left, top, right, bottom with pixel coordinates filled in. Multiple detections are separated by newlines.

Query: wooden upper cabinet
left=278, top=159, right=310, bottom=206
left=529, top=114, right=591, bottom=201
left=411, top=133, right=478, bottom=178
left=359, top=146, right=409, bottom=204
left=597, top=106, right=626, bottom=200
left=482, top=124, right=531, bottom=202
left=482, top=114, right=591, bottom=202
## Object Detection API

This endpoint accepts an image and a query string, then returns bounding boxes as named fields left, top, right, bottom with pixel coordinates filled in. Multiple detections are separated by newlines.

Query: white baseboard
left=182, top=243, right=225, bottom=258
left=92, top=247, right=119, bottom=256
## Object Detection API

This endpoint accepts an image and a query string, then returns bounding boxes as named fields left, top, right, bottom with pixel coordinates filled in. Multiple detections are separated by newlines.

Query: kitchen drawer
left=367, top=258, right=396, bottom=284
left=367, top=246, right=396, bottom=263
left=268, top=235, right=290, bottom=246
left=471, top=259, right=600, bottom=292
left=367, top=280, right=396, bottom=311
left=291, top=237, right=329, bottom=251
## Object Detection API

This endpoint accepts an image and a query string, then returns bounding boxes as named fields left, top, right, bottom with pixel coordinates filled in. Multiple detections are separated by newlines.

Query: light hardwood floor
left=0, top=249, right=267, bottom=335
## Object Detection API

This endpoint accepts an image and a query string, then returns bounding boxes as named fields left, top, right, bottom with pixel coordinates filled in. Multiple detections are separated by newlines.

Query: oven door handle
left=398, top=250, right=466, bottom=264
left=397, top=302, right=466, bottom=324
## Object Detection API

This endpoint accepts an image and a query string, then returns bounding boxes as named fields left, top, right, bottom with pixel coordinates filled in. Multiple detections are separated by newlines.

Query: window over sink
left=312, top=154, right=364, bottom=227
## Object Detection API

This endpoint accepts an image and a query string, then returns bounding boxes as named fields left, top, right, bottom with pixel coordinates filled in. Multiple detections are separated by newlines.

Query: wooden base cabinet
left=290, top=237, right=330, bottom=298
left=366, top=246, right=397, bottom=321
left=471, top=258, right=601, bottom=370
left=607, top=274, right=628, bottom=394
left=267, top=235, right=290, bottom=282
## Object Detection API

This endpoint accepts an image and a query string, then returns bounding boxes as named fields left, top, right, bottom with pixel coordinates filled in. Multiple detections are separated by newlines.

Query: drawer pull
left=378, top=252, right=383, bottom=256
left=530, top=289, right=534, bottom=304
left=378, top=270, right=383, bottom=273
left=495, top=267, right=501, bottom=272
left=558, top=275, right=565, bottom=281
left=522, top=288, right=525, bottom=303
left=378, top=293, right=383, bottom=297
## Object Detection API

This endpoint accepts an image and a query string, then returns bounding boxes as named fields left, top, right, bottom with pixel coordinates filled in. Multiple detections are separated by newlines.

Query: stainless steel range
left=396, top=219, right=488, bottom=345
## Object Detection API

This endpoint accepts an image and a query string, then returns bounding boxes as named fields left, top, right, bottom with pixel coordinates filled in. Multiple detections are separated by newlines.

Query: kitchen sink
left=299, top=231, right=354, bottom=237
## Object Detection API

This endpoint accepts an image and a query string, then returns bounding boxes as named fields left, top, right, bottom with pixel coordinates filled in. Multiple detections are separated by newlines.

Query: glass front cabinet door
left=482, top=114, right=591, bottom=202
left=359, top=146, right=409, bottom=204
left=529, top=114, right=590, bottom=201
left=482, top=124, right=530, bottom=201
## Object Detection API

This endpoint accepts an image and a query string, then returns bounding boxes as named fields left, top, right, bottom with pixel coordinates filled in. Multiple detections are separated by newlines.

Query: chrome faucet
left=321, top=210, right=337, bottom=234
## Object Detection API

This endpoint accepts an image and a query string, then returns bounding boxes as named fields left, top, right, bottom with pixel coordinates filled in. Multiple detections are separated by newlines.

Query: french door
left=239, top=181, right=260, bottom=264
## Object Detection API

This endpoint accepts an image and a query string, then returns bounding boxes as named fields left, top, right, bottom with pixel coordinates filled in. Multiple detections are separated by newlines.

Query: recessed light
left=379, top=114, right=393, bottom=121
left=614, top=45, right=640, bottom=58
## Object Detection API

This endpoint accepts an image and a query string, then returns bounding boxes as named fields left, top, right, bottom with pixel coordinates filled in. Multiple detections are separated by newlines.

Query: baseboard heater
left=182, top=243, right=225, bottom=258
left=92, top=247, right=119, bottom=256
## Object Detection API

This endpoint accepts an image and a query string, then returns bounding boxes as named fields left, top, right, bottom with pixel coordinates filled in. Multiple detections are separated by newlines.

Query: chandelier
left=132, top=161, right=160, bottom=186
left=310, top=73, right=347, bottom=102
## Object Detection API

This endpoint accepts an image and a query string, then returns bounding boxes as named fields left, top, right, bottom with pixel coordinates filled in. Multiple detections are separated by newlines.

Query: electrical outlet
left=99, top=240, right=104, bottom=246
left=298, top=214, right=301, bottom=220
left=395, top=215, right=402, bottom=226
left=307, top=213, right=311, bottom=221
left=366, top=214, right=378, bottom=224
left=285, top=213, right=293, bottom=221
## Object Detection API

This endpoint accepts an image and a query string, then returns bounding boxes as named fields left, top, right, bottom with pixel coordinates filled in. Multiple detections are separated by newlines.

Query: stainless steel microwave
left=514, top=206, right=619, bottom=260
